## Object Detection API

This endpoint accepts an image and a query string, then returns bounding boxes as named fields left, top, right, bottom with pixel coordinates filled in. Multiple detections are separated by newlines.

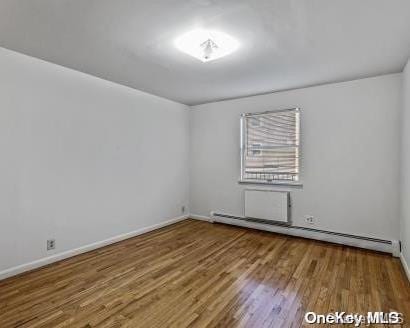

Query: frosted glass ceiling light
left=175, top=29, right=239, bottom=62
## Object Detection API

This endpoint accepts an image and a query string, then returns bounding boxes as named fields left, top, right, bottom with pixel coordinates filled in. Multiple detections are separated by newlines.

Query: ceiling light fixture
left=175, top=29, right=239, bottom=62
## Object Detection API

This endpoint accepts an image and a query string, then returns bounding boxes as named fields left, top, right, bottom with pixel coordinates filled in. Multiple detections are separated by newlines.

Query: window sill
left=238, top=180, right=303, bottom=187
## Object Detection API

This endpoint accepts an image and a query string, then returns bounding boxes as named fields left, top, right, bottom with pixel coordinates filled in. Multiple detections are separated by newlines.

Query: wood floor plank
left=0, top=219, right=409, bottom=327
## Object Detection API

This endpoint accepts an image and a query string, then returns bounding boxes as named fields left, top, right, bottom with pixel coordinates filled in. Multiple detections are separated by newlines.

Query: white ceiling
left=0, top=0, right=409, bottom=105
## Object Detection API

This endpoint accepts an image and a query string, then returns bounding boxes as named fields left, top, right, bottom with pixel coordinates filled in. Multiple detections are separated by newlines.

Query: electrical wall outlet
left=47, top=239, right=56, bottom=250
left=305, top=216, right=315, bottom=225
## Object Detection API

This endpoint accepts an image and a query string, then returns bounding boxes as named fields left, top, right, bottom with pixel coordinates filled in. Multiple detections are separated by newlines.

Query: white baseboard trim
left=0, top=215, right=188, bottom=281
left=400, top=253, right=410, bottom=283
left=191, top=214, right=395, bottom=255
left=189, top=214, right=214, bottom=222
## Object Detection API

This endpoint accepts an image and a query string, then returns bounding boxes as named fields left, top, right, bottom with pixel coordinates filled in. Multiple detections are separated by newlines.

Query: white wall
left=0, top=44, right=405, bottom=278
left=0, top=47, right=189, bottom=273
left=190, top=74, right=402, bottom=241
left=400, top=59, right=410, bottom=266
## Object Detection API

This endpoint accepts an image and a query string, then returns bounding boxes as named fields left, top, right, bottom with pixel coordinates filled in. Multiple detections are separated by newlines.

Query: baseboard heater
left=210, top=212, right=399, bottom=256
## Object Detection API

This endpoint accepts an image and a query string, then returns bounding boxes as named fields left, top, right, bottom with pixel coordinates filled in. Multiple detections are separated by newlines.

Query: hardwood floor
left=0, top=219, right=409, bottom=328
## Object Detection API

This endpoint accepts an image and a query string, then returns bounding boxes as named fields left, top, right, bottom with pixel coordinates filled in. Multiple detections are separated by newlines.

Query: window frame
left=239, top=107, right=302, bottom=186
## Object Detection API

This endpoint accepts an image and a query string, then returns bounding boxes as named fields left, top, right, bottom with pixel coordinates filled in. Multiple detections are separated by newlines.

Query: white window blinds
left=240, top=108, right=300, bottom=183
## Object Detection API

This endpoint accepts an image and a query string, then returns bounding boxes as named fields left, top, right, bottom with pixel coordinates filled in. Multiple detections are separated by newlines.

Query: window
left=240, top=108, right=300, bottom=184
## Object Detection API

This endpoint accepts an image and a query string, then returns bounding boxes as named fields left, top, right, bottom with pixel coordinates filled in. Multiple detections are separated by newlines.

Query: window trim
left=239, top=107, right=302, bottom=186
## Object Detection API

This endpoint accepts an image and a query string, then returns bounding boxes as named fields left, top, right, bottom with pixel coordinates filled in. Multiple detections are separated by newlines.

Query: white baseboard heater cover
left=244, top=189, right=289, bottom=224
left=209, top=212, right=398, bottom=256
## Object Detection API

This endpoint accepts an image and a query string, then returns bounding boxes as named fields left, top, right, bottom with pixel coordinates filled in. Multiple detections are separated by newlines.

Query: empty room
left=1, top=1, right=410, bottom=327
